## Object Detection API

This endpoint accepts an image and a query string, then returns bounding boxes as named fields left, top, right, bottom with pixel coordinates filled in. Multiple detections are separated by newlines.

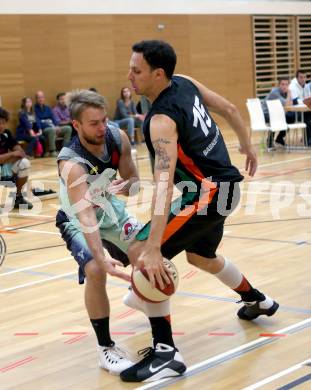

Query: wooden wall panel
left=67, top=15, right=116, bottom=107
left=0, top=14, right=254, bottom=132
left=111, top=15, right=191, bottom=117
left=189, top=15, right=254, bottom=125
left=20, top=15, right=71, bottom=106
left=0, top=15, right=25, bottom=127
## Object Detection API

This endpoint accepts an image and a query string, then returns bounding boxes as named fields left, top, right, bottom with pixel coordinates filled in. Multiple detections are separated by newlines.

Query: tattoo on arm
left=153, top=138, right=171, bottom=170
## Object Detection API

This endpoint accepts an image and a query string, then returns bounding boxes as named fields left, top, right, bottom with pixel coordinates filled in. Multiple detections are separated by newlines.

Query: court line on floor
left=1, top=265, right=311, bottom=315
left=5, top=213, right=54, bottom=219
left=17, top=228, right=60, bottom=235
left=1, top=219, right=55, bottom=232
left=0, top=272, right=76, bottom=293
left=256, top=156, right=311, bottom=169
left=277, top=372, right=311, bottom=390
left=0, top=256, right=72, bottom=277
left=243, top=358, right=311, bottom=390
left=134, top=318, right=311, bottom=390
left=227, top=217, right=311, bottom=227
left=224, top=235, right=310, bottom=246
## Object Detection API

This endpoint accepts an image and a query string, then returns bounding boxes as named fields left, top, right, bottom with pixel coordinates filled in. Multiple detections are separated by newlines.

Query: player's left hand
left=135, top=245, right=172, bottom=290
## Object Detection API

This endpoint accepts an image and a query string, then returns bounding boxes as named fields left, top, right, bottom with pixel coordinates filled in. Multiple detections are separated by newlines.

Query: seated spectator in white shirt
left=289, top=70, right=311, bottom=145
left=289, top=69, right=311, bottom=105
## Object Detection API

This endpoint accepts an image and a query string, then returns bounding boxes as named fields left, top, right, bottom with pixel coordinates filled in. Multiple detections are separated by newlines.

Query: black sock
left=237, top=288, right=265, bottom=302
left=90, top=317, right=113, bottom=347
left=149, top=316, right=175, bottom=348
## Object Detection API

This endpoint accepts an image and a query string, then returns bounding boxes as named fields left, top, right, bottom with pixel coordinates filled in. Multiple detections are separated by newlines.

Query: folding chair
left=266, top=100, right=307, bottom=151
left=246, top=98, right=271, bottom=151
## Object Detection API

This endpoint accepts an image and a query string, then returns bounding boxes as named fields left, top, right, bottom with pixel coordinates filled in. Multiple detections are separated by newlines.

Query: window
left=297, top=15, right=311, bottom=81
left=253, top=16, right=296, bottom=99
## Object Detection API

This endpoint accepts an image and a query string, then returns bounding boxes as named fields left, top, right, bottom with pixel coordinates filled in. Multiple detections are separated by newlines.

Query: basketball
left=131, top=258, right=179, bottom=303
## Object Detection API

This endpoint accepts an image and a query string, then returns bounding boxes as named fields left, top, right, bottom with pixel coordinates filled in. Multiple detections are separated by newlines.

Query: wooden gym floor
left=0, top=130, right=310, bottom=390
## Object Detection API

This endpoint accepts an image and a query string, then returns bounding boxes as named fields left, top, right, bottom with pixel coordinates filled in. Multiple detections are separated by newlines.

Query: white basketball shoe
left=97, top=342, right=134, bottom=375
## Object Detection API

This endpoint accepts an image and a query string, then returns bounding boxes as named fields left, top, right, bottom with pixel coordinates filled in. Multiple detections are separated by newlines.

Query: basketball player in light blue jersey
left=56, top=89, right=143, bottom=375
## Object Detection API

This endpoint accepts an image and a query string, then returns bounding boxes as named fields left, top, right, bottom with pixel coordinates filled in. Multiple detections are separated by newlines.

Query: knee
left=187, top=254, right=220, bottom=273
left=84, top=261, right=106, bottom=285
left=63, top=126, right=72, bottom=134
left=13, top=158, right=31, bottom=178
left=47, top=128, right=55, bottom=136
left=127, top=117, right=135, bottom=126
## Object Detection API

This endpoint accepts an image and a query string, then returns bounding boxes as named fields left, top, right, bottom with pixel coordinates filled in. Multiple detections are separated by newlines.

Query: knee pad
left=12, top=158, right=31, bottom=178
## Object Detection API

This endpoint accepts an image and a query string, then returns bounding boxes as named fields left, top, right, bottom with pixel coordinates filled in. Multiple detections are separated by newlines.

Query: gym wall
left=0, top=14, right=253, bottom=132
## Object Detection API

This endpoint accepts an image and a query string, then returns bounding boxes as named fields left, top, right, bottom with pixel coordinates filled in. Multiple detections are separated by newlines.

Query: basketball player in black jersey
left=119, top=40, right=279, bottom=382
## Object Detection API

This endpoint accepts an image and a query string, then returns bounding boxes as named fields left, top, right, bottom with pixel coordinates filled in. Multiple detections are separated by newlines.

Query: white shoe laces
left=104, top=345, right=127, bottom=362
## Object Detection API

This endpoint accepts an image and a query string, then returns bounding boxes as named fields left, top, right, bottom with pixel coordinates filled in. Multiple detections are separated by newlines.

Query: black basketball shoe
left=120, top=343, right=187, bottom=382
left=237, top=294, right=279, bottom=321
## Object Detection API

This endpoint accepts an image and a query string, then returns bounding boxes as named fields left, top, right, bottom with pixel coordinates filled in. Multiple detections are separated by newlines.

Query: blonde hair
left=66, top=89, right=106, bottom=121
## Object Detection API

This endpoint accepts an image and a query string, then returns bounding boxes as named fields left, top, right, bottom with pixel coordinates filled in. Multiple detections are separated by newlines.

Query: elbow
left=225, top=103, right=239, bottom=119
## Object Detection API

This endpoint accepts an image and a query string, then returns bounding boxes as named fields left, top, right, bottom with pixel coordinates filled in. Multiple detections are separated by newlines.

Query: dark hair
left=120, top=87, right=132, bottom=101
left=132, top=40, right=177, bottom=79
left=278, top=77, right=289, bottom=84
left=0, top=107, right=10, bottom=122
left=89, top=87, right=98, bottom=93
left=56, top=92, right=66, bottom=100
left=20, top=96, right=33, bottom=113
left=296, top=69, right=305, bottom=78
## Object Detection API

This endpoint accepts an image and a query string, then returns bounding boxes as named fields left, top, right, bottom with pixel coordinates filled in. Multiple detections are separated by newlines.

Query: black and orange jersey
left=143, top=75, right=244, bottom=187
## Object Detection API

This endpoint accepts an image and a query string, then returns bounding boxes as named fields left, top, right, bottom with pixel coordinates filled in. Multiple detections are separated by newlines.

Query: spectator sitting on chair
left=0, top=107, right=33, bottom=209
left=290, top=70, right=311, bottom=145
left=16, top=97, right=45, bottom=158
left=53, top=92, right=75, bottom=138
left=290, top=70, right=311, bottom=104
left=113, top=87, right=144, bottom=145
left=34, top=90, right=71, bottom=157
left=263, top=77, right=295, bottom=148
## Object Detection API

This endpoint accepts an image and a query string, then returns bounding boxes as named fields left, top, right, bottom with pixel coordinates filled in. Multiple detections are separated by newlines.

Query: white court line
left=243, top=358, right=311, bottom=390
left=5, top=213, right=54, bottom=219
left=0, top=271, right=76, bottom=293
left=241, top=191, right=311, bottom=197
left=257, top=155, right=311, bottom=169
left=33, top=179, right=58, bottom=183
left=135, top=318, right=311, bottom=390
left=0, top=256, right=72, bottom=277
left=17, top=228, right=61, bottom=235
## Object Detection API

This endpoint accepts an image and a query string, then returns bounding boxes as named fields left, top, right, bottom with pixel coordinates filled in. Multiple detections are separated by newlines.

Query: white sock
left=258, top=295, right=274, bottom=308
left=214, top=257, right=243, bottom=289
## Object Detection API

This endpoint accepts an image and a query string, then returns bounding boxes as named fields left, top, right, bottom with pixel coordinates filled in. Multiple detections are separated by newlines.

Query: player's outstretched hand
left=107, top=179, right=130, bottom=195
left=101, top=256, right=131, bottom=282
left=239, top=144, right=257, bottom=177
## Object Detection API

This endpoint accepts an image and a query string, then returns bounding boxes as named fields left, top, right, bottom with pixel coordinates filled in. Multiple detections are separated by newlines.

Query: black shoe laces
left=138, top=346, right=154, bottom=359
